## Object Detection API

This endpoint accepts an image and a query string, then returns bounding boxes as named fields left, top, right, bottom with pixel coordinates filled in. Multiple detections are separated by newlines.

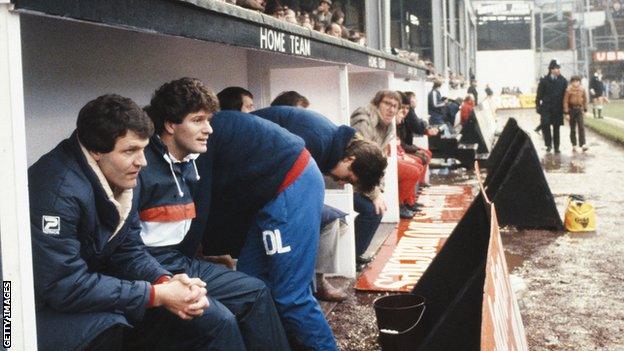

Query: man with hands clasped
left=134, top=77, right=289, bottom=350
left=28, top=87, right=288, bottom=351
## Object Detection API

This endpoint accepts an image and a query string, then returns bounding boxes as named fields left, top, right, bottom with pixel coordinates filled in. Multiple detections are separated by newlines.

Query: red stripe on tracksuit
left=277, top=149, right=311, bottom=193
left=139, top=203, right=196, bottom=222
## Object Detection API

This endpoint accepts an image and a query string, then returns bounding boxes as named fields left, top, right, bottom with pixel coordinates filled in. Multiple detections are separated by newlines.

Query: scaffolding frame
left=535, top=0, right=594, bottom=78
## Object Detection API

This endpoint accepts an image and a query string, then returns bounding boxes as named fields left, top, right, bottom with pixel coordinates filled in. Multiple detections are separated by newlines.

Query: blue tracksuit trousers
left=124, top=250, right=290, bottom=351
left=237, top=159, right=338, bottom=351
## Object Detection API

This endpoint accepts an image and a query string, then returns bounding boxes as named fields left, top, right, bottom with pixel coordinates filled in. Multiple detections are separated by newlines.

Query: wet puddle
left=504, top=250, right=525, bottom=272
left=541, top=154, right=587, bottom=173
left=565, top=231, right=598, bottom=240
left=430, top=168, right=475, bottom=185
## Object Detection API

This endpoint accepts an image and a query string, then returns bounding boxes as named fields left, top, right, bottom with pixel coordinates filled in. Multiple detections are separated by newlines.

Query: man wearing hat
left=535, top=59, right=568, bottom=153
left=314, top=0, right=333, bottom=28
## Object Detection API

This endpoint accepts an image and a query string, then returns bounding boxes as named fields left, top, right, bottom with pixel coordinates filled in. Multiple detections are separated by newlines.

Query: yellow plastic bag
left=564, top=196, right=596, bottom=232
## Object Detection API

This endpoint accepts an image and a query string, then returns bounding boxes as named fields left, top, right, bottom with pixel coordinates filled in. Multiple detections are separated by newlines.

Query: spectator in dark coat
left=428, top=80, right=446, bottom=125
left=535, top=59, right=568, bottom=153
left=590, top=71, right=605, bottom=119
left=467, top=79, right=479, bottom=105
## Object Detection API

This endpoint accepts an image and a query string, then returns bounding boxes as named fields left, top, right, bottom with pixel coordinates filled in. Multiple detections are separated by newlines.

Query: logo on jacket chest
left=42, top=215, right=60, bottom=235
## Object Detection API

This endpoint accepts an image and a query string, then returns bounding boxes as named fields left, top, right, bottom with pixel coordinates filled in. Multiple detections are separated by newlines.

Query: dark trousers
left=86, top=325, right=125, bottom=351
left=542, top=123, right=560, bottom=150
left=353, top=193, right=383, bottom=257
left=125, top=251, right=290, bottom=351
left=569, top=108, right=586, bottom=146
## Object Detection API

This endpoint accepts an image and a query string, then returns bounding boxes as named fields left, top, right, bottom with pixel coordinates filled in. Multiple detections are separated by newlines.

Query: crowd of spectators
left=217, top=0, right=367, bottom=45
left=215, top=0, right=445, bottom=72
left=501, top=86, right=523, bottom=95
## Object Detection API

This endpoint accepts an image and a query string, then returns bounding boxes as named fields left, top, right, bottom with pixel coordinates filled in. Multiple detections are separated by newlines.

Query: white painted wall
left=269, top=66, right=348, bottom=124
left=476, top=49, right=536, bottom=95
left=21, top=15, right=249, bottom=164
left=247, top=50, right=335, bottom=108
left=348, top=71, right=390, bottom=115
left=0, top=6, right=38, bottom=350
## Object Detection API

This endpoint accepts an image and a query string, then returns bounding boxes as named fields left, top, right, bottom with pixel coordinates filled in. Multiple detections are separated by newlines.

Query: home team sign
left=259, top=28, right=311, bottom=57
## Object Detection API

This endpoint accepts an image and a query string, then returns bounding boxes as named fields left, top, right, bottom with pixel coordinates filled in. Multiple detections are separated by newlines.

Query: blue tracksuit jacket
left=253, top=106, right=356, bottom=173
left=182, top=110, right=305, bottom=257
left=28, top=133, right=170, bottom=351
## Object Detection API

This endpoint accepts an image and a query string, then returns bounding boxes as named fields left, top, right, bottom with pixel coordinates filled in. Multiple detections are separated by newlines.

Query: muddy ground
left=327, top=109, right=624, bottom=350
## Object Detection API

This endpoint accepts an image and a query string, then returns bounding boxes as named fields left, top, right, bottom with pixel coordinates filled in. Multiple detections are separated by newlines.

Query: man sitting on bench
left=29, top=94, right=208, bottom=350
left=135, top=77, right=289, bottom=350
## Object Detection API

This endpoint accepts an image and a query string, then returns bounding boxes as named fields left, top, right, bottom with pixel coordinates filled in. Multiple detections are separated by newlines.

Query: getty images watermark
left=2, top=281, right=10, bottom=348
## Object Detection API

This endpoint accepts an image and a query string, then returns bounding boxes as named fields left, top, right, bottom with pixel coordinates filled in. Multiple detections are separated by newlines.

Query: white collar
left=79, top=142, right=133, bottom=240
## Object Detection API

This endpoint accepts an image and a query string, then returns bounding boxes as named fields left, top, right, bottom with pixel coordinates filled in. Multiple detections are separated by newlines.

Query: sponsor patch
left=42, top=215, right=60, bottom=235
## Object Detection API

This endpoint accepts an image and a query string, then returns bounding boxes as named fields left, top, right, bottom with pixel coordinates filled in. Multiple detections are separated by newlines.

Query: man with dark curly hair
left=253, top=105, right=386, bottom=301
left=136, top=77, right=289, bottom=350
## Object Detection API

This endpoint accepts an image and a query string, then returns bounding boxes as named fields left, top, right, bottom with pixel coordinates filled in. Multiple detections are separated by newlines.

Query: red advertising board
left=355, top=185, right=473, bottom=292
left=480, top=205, right=529, bottom=351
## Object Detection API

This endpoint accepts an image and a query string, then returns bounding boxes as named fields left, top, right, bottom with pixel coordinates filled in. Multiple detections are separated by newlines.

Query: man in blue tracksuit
left=184, top=110, right=337, bottom=350
left=253, top=106, right=386, bottom=193
left=253, top=106, right=387, bottom=300
left=28, top=94, right=212, bottom=350
left=134, top=78, right=289, bottom=350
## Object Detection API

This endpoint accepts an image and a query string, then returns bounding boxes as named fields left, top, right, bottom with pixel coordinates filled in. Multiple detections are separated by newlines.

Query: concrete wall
left=269, top=66, right=348, bottom=124
left=21, top=15, right=248, bottom=164
left=348, top=71, right=391, bottom=113
left=476, top=49, right=536, bottom=95
left=247, top=50, right=335, bottom=108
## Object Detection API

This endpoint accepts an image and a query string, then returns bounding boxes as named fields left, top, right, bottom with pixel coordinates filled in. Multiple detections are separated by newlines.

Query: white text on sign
left=260, top=28, right=311, bottom=56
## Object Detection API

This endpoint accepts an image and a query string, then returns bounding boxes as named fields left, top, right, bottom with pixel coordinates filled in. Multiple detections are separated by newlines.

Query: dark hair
left=266, top=2, right=285, bottom=15
left=332, top=9, right=344, bottom=21
left=398, top=91, right=410, bottom=106
left=371, top=90, right=402, bottom=109
left=314, top=22, right=326, bottom=32
left=145, top=77, right=219, bottom=135
left=77, top=94, right=154, bottom=153
left=405, top=91, right=416, bottom=100
left=271, top=91, right=310, bottom=107
left=570, top=75, right=581, bottom=82
left=345, top=138, right=387, bottom=193
left=217, top=86, right=253, bottom=112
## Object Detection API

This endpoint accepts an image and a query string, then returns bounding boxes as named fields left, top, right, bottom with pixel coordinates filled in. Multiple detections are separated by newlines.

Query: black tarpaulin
left=485, top=118, right=520, bottom=172
left=485, top=127, right=563, bottom=230
left=407, top=194, right=491, bottom=351
left=460, top=113, right=489, bottom=154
